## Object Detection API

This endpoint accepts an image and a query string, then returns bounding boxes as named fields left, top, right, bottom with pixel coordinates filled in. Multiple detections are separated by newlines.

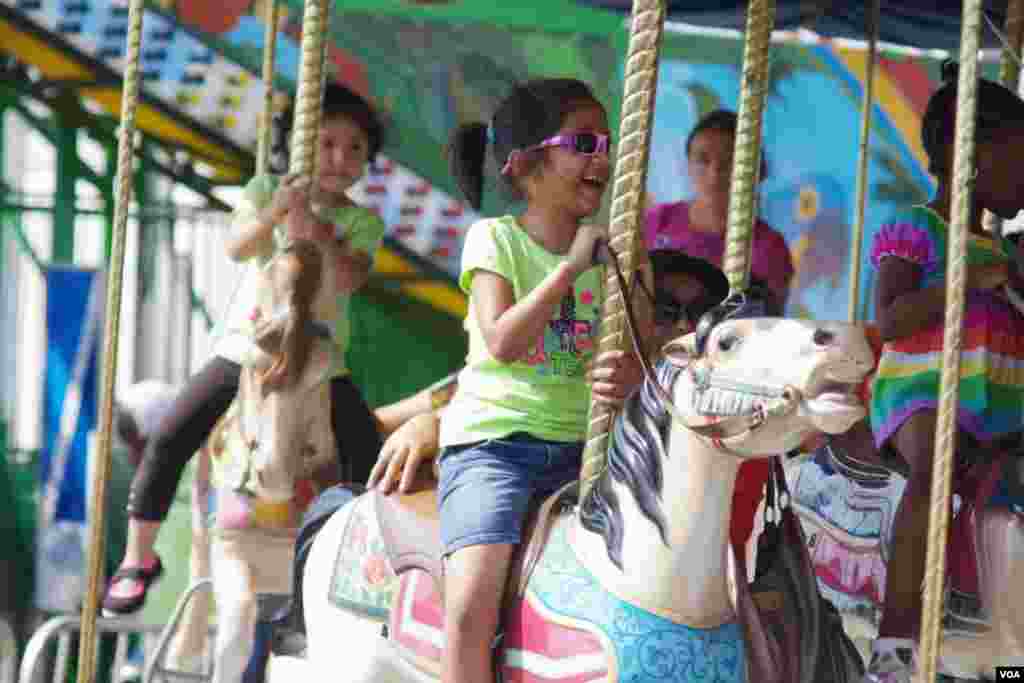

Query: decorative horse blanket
left=378, top=515, right=747, bottom=683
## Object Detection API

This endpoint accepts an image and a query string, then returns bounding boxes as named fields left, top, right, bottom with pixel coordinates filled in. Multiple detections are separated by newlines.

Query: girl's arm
left=473, top=263, right=578, bottom=363
left=226, top=206, right=280, bottom=262
left=875, top=256, right=947, bottom=343
left=228, top=176, right=312, bottom=262
left=374, top=374, right=458, bottom=437
left=369, top=411, right=441, bottom=494
left=876, top=256, right=1009, bottom=342
left=374, top=391, right=433, bottom=439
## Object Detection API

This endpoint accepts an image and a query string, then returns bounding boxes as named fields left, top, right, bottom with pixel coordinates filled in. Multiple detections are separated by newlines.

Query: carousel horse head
left=687, top=288, right=873, bottom=442
left=235, top=238, right=339, bottom=504
left=581, top=288, right=875, bottom=567
left=253, top=240, right=327, bottom=390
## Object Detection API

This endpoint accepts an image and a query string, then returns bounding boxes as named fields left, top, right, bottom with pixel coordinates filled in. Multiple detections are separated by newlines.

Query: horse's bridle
left=597, top=240, right=801, bottom=455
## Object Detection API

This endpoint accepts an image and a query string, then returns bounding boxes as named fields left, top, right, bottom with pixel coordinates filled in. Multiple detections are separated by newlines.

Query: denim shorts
left=437, top=432, right=582, bottom=557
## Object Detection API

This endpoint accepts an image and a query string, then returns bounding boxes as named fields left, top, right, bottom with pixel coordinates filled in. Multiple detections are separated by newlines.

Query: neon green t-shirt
left=213, top=174, right=385, bottom=378
left=440, top=216, right=604, bottom=446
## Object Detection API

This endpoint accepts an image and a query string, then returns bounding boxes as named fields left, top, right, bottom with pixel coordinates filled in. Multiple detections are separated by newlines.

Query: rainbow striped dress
left=870, top=206, right=1024, bottom=449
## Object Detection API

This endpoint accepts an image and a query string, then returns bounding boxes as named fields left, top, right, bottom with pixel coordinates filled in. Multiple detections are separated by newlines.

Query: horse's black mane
left=578, top=359, right=682, bottom=569
left=578, top=288, right=771, bottom=569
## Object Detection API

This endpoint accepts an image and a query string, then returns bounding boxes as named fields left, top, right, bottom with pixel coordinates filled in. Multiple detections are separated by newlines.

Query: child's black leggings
left=127, top=355, right=382, bottom=521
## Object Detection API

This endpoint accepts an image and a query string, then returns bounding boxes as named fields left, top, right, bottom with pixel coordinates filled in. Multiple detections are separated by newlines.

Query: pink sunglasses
left=501, top=132, right=612, bottom=175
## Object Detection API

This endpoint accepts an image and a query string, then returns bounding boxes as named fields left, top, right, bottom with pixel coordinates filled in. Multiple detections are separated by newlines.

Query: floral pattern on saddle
left=328, top=494, right=397, bottom=619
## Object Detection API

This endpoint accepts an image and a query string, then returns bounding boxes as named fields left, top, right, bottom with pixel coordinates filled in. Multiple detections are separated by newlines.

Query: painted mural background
left=150, top=1, right=961, bottom=320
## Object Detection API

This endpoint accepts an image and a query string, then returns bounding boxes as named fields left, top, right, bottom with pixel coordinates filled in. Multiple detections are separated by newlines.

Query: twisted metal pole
left=917, top=1, right=982, bottom=680
left=256, top=0, right=281, bottom=174
left=76, top=0, right=145, bottom=682
left=984, top=0, right=1024, bottom=235
left=289, top=0, right=328, bottom=180
left=579, top=0, right=665, bottom=498
left=847, top=0, right=880, bottom=322
left=722, top=0, right=776, bottom=293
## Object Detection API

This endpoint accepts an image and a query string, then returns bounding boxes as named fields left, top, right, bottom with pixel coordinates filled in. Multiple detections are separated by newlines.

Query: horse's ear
left=661, top=332, right=697, bottom=367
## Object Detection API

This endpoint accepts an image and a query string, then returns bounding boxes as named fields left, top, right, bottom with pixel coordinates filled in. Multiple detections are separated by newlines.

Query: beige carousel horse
left=268, top=308, right=874, bottom=683
left=785, top=427, right=1024, bottom=680
left=196, top=239, right=342, bottom=683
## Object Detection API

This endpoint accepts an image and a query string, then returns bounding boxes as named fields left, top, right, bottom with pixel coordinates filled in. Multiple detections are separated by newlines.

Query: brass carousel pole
left=917, top=1, right=982, bottom=680
left=722, top=0, right=776, bottom=293
left=76, top=0, right=146, bottom=681
left=579, top=0, right=666, bottom=497
left=289, top=0, right=329, bottom=182
left=256, top=0, right=281, bottom=174
left=847, top=0, right=881, bottom=322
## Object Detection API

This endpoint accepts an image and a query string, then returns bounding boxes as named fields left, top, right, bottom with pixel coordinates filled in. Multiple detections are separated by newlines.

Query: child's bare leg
left=878, top=410, right=941, bottom=639
left=442, top=544, right=514, bottom=683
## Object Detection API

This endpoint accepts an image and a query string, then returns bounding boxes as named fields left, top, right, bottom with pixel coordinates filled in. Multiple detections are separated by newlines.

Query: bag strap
left=762, top=455, right=787, bottom=529
left=730, top=542, right=783, bottom=682
left=772, top=457, right=791, bottom=508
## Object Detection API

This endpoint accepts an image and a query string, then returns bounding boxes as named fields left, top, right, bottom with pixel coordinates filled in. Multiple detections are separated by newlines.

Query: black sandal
left=101, top=555, right=164, bottom=616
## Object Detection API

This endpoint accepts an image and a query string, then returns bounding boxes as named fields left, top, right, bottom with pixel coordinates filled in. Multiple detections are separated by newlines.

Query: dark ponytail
left=446, top=79, right=601, bottom=210
left=447, top=122, right=489, bottom=211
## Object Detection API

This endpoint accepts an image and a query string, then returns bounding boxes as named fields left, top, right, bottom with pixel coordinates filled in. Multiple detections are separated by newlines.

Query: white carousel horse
left=202, top=239, right=342, bottom=683
left=268, top=314, right=874, bottom=683
left=785, top=433, right=1024, bottom=680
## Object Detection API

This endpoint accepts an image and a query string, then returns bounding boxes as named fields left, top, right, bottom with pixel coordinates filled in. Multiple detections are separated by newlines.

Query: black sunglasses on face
left=654, top=291, right=687, bottom=326
left=636, top=276, right=693, bottom=327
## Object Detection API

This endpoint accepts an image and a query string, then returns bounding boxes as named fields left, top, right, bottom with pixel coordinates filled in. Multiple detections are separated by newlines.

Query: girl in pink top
left=645, top=109, right=794, bottom=564
left=644, top=109, right=793, bottom=313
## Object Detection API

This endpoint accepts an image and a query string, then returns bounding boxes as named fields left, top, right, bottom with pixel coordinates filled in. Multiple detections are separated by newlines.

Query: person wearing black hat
left=643, top=248, right=781, bottom=357
left=644, top=249, right=730, bottom=354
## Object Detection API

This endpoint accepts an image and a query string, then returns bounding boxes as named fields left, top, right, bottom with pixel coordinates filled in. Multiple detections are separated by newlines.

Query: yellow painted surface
left=376, top=247, right=468, bottom=318
left=834, top=46, right=931, bottom=174
left=82, top=88, right=244, bottom=169
left=0, top=18, right=246, bottom=183
left=0, top=16, right=465, bottom=317
left=0, top=18, right=93, bottom=80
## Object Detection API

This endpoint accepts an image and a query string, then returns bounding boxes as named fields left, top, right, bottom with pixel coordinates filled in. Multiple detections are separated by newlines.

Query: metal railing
left=1, top=616, right=17, bottom=683
left=18, top=581, right=215, bottom=683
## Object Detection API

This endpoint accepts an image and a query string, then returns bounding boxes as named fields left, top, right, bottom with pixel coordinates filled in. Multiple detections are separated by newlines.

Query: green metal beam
left=102, top=137, right=115, bottom=262
left=1, top=206, right=45, bottom=273
left=0, top=95, right=104, bottom=191
left=0, top=197, right=186, bottom=220
left=52, top=119, right=78, bottom=263
left=0, top=79, right=230, bottom=210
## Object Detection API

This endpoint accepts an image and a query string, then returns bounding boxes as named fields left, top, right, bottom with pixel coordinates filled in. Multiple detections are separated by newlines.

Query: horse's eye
left=717, top=334, right=738, bottom=352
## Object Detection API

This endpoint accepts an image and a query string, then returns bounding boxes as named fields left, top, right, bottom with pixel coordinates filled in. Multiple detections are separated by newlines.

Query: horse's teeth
left=694, top=386, right=755, bottom=416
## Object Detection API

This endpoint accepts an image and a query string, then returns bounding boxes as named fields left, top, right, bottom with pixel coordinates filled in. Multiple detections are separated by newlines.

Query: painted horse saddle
left=373, top=461, right=578, bottom=609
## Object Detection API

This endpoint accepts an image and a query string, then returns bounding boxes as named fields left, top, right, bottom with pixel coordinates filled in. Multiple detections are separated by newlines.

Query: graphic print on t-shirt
left=526, top=289, right=598, bottom=378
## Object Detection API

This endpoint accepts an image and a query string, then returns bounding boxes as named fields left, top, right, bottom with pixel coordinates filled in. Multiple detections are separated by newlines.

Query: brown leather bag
left=734, top=457, right=865, bottom=683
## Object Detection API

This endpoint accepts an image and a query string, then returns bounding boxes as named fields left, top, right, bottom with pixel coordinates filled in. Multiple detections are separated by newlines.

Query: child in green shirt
left=103, top=83, right=386, bottom=616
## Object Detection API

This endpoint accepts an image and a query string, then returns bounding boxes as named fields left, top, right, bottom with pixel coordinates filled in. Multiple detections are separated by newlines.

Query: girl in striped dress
left=864, top=61, right=1024, bottom=683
